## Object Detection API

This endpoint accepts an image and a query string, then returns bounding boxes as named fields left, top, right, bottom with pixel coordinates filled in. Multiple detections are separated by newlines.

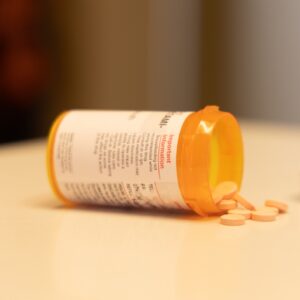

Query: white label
left=53, top=110, right=192, bottom=210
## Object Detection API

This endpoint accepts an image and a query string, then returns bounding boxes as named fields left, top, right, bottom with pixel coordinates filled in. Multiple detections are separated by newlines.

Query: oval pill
left=256, top=206, right=279, bottom=215
left=265, top=200, right=288, bottom=213
left=233, top=193, right=256, bottom=211
left=228, top=208, right=252, bottom=219
left=213, top=181, right=238, bottom=204
left=218, top=199, right=237, bottom=210
left=251, top=210, right=277, bottom=222
left=220, top=214, right=246, bottom=226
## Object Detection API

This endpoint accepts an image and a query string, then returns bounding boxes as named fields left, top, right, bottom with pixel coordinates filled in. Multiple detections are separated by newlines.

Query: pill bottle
left=47, top=106, right=243, bottom=216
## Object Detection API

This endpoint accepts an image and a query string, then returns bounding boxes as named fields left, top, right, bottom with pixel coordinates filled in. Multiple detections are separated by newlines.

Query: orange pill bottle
left=47, top=106, right=243, bottom=216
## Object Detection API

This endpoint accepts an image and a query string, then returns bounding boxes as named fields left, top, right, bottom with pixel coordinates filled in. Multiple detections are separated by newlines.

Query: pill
left=228, top=208, right=252, bottom=219
left=251, top=210, right=277, bottom=222
left=233, top=193, right=256, bottom=211
left=212, top=181, right=238, bottom=204
left=220, top=214, right=246, bottom=226
left=265, top=200, right=288, bottom=213
left=217, top=199, right=237, bottom=210
left=256, top=206, right=279, bottom=215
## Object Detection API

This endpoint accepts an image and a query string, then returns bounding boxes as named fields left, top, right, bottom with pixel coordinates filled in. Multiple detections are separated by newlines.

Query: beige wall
left=201, top=0, right=300, bottom=123
left=45, top=0, right=300, bottom=128
left=47, top=0, right=201, bottom=119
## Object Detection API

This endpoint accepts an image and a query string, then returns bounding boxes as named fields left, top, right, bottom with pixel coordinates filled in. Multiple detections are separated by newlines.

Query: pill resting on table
left=256, top=206, right=279, bottom=215
left=265, top=200, right=288, bottom=213
left=220, top=214, right=246, bottom=226
left=251, top=210, right=277, bottom=222
left=228, top=208, right=252, bottom=219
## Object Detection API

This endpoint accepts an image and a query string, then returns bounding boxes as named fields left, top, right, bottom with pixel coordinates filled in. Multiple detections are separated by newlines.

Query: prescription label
left=53, top=110, right=191, bottom=210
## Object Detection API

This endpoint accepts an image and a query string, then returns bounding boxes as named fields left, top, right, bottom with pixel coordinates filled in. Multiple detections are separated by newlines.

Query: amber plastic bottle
left=47, top=106, right=243, bottom=216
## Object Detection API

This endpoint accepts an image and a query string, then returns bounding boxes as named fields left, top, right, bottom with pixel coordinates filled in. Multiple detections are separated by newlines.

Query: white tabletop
left=0, top=121, right=300, bottom=300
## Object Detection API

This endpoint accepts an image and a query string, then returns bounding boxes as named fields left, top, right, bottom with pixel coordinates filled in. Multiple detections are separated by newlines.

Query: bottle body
left=47, top=107, right=243, bottom=215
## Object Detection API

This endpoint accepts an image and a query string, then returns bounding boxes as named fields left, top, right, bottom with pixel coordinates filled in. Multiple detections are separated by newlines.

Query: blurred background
left=1, top=0, right=300, bottom=143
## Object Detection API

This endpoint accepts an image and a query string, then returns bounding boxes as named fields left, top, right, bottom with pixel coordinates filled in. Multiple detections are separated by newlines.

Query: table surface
left=1, top=121, right=300, bottom=300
